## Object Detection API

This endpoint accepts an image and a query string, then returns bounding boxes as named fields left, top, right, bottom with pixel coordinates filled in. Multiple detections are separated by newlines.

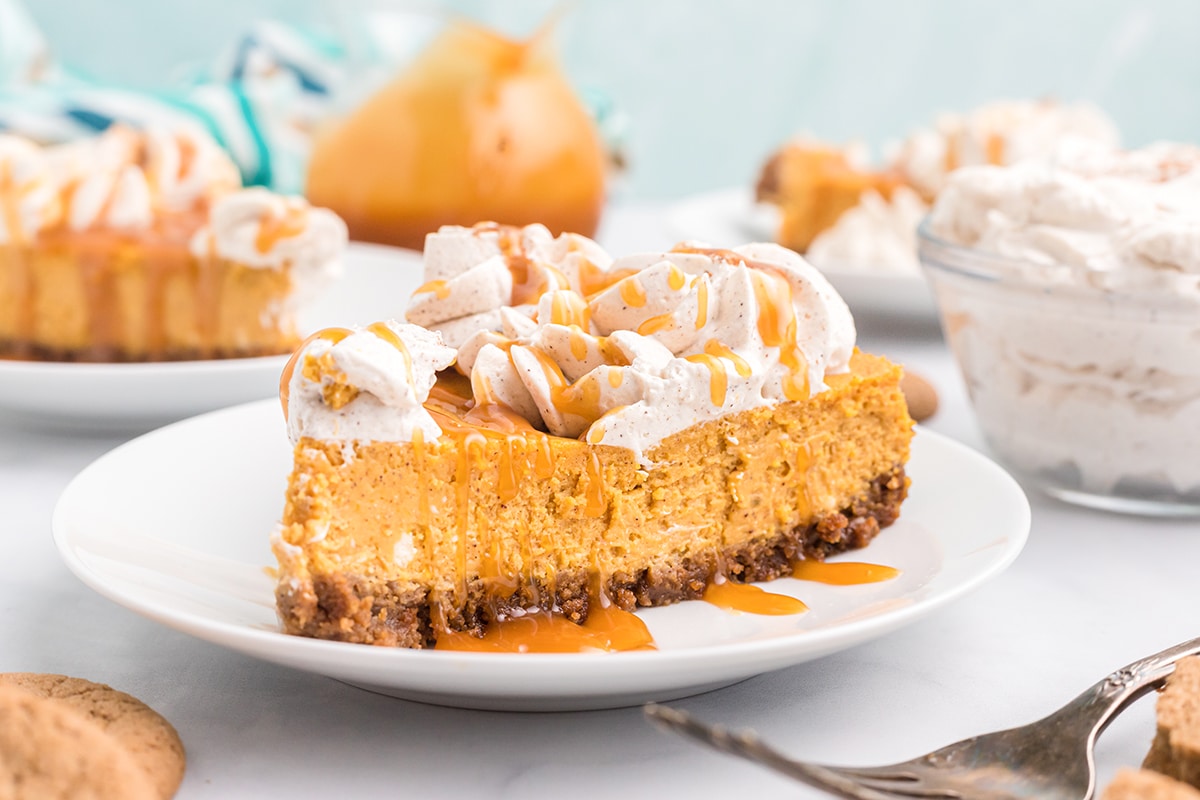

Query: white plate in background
left=0, top=242, right=424, bottom=432
left=54, top=401, right=1030, bottom=711
left=668, top=187, right=937, bottom=320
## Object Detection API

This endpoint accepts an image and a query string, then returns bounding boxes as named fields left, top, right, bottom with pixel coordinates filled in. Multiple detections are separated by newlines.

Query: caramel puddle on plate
left=702, top=582, right=808, bottom=616
left=435, top=604, right=656, bottom=653
left=703, top=560, right=901, bottom=615
left=433, top=561, right=900, bottom=651
left=792, top=561, right=900, bottom=585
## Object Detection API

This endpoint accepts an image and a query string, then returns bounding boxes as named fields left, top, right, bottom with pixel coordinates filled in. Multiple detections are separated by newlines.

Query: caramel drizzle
left=577, top=258, right=638, bottom=298
left=414, top=279, right=452, bottom=299
left=583, top=451, right=607, bottom=517
left=142, top=246, right=173, bottom=355
left=568, top=326, right=591, bottom=360
left=985, top=133, right=1005, bottom=166
left=493, top=224, right=536, bottom=305
left=255, top=202, right=308, bottom=255
left=1, top=162, right=35, bottom=346
left=636, top=312, right=674, bottom=336
left=944, top=133, right=961, bottom=174
left=279, top=326, right=352, bottom=419
left=748, top=270, right=809, bottom=401
left=703, top=339, right=752, bottom=377
left=667, top=263, right=687, bottom=291
left=526, top=347, right=607, bottom=427
left=79, top=250, right=122, bottom=357
left=618, top=275, right=647, bottom=308
left=694, top=276, right=709, bottom=329
left=683, top=352, right=729, bottom=407
left=366, top=321, right=414, bottom=387
left=0, top=163, right=30, bottom=247
left=412, top=425, right=432, bottom=528
left=533, top=433, right=555, bottom=478
left=194, top=233, right=223, bottom=355
left=456, top=432, right=484, bottom=602
left=549, top=291, right=590, bottom=328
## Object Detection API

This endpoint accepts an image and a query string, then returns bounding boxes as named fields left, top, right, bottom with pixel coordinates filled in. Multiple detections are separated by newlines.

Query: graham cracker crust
left=277, top=465, right=908, bottom=649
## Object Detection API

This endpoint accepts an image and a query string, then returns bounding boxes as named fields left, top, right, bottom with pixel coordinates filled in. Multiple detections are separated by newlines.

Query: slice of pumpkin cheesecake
left=273, top=225, right=912, bottom=649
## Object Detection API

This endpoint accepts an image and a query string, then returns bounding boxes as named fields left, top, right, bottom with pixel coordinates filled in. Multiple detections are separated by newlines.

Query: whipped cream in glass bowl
left=919, top=139, right=1200, bottom=515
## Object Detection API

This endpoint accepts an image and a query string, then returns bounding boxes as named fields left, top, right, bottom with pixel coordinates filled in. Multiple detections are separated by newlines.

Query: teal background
left=22, top=0, right=1200, bottom=200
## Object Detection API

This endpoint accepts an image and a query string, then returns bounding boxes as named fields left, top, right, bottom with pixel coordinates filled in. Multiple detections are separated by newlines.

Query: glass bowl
left=918, top=222, right=1200, bottom=516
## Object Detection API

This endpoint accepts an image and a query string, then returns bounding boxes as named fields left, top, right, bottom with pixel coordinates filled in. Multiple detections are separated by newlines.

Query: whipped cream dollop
left=923, top=140, right=1200, bottom=501
left=143, top=125, right=242, bottom=212
left=286, top=321, right=457, bottom=445
left=69, top=165, right=154, bottom=232
left=806, top=186, right=929, bottom=274
left=54, top=125, right=241, bottom=231
left=190, top=188, right=348, bottom=286
left=334, top=223, right=856, bottom=462
left=891, top=99, right=1120, bottom=198
left=0, top=125, right=248, bottom=235
left=0, top=134, right=62, bottom=243
left=928, top=140, right=1200, bottom=291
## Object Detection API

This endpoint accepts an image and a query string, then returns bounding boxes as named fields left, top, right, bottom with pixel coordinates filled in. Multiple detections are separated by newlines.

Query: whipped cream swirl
left=190, top=188, right=348, bottom=285
left=0, top=134, right=62, bottom=243
left=923, top=140, right=1200, bottom=499
left=1, top=125, right=246, bottom=234
left=891, top=99, right=1120, bottom=198
left=928, top=140, right=1200, bottom=290
left=398, top=224, right=856, bottom=462
left=286, top=321, right=457, bottom=445
left=143, top=125, right=242, bottom=212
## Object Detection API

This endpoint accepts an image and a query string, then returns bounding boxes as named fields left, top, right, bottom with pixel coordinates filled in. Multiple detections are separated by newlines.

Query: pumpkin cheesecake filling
left=273, top=224, right=913, bottom=649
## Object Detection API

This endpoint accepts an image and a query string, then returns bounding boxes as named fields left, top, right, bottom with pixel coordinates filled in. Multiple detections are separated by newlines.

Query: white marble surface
left=2, top=205, right=1198, bottom=799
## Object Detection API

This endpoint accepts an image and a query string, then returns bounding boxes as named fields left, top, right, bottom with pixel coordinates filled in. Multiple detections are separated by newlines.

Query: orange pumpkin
left=306, top=21, right=607, bottom=250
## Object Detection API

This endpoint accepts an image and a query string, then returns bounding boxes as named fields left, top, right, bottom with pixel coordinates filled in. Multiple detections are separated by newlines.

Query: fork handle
left=1041, top=634, right=1200, bottom=741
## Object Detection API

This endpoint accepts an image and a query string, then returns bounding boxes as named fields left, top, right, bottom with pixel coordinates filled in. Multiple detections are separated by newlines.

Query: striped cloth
left=0, top=1, right=628, bottom=194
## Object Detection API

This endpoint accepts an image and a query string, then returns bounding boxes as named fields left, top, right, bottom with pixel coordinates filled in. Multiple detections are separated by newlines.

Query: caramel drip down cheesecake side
left=0, top=126, right=346, bottom=361
left=273, top=224, right=914, bottom=648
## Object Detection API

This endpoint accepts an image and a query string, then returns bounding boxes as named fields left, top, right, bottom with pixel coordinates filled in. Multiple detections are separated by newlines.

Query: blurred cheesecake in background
left=755, top=140, right=907, bottom=254
left=0, top=126, right=346, bottom=362
left=756, top=99, right=1120, bottom=273
left=305, top=21, right=607, bottom=251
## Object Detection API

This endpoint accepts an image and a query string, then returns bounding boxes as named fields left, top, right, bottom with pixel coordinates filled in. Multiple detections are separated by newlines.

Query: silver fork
left=646, top=635, right=1200, bottom=800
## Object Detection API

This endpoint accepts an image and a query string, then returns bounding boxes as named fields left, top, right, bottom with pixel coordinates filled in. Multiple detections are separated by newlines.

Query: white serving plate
left=54, top=402, right=1030, bottom=711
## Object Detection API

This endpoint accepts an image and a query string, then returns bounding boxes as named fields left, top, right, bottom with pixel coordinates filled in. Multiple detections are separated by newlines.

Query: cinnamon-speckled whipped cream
left=929, top=140, right=1200, bottom=291
left=891, top=99, right=1120, bottom=198
left=286, top=321, right=457, bottom=445
left=288, top=223, right=857, bottom=464
left=920, top=140, right=1200, bottom=506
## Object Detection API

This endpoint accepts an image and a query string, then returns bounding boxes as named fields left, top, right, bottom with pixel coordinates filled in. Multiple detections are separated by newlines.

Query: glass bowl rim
left=915, top=218, right=1200, bottom=315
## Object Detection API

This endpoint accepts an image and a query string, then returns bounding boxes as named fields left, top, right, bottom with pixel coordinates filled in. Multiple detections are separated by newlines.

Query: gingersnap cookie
left=1103, top=768, right=1200, bottom=799
left=0, top=674, right=185, bottom=800
left=900, top=370, right=939, bottom=422
left=0, top=685, right=158, bottom=800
